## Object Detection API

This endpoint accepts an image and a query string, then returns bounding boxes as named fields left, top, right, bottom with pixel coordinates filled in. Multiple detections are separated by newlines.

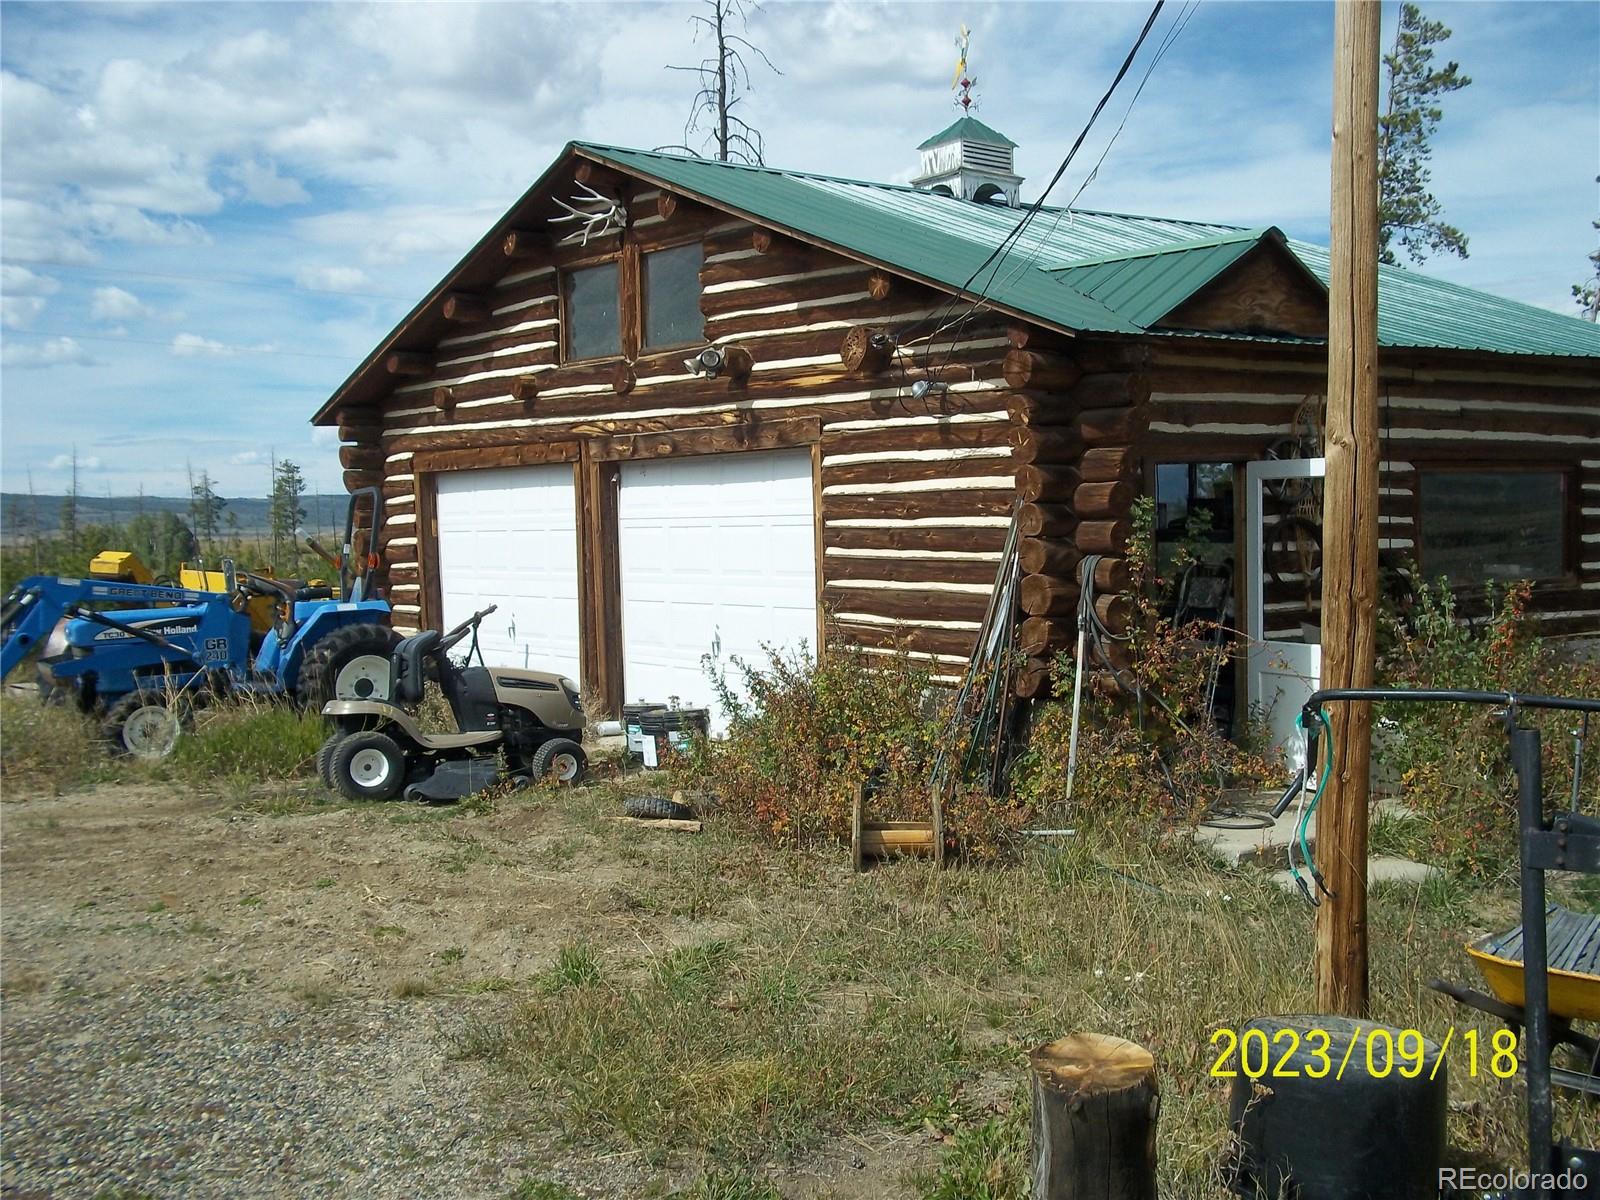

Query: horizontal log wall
left=1142, top=345, right=1600, bottom=637
left=337, top=177, right=1017, bottom=684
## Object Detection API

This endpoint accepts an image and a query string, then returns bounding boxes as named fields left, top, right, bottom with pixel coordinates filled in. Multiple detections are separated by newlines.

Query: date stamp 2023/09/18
left=1209, top=1024, right=1520, bottom=1082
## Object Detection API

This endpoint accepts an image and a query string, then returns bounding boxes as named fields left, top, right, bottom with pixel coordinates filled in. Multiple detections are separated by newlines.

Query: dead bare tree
left=660, top=0, right=779, bottom=164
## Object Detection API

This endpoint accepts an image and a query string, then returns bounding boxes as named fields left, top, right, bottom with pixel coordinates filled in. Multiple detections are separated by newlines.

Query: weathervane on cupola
left=910, top=23, right=1024, bottom=206
left=953, top=23, right=977, bottom=113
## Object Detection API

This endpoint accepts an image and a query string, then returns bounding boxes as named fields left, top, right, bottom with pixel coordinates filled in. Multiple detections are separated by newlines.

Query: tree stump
left=1029, top=1033, right=1159, bottom=1200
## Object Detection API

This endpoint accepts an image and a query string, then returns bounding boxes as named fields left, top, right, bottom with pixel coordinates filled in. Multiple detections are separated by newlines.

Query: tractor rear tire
left=328, top=731, right=407, bottom=802
left=103, top=690, right=192, bottom=760
left=622, top=794, right=695, bottom=821
left=316, top=733, right=345, bottom=788
left=299, top=624, right=401, bottom=710
left=530, top=738, right=586, bottom=785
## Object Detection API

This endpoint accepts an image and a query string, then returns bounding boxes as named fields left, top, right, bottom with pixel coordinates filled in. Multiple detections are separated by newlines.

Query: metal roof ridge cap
left=1044, top=226, right=1275, bottom=273
left=578, top=148, right=1140, bottom=335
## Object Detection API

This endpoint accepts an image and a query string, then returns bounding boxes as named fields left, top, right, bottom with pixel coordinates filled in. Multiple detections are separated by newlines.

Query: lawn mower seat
left=392, top=630, right=439, bottom=704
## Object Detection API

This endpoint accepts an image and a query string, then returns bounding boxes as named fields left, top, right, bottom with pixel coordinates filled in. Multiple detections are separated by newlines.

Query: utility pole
left=1316, top=0, right=1382, bottom=1016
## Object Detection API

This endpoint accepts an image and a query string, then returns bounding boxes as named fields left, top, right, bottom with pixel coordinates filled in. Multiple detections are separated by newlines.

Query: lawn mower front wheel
left=328, top=731, right=407, bottom=802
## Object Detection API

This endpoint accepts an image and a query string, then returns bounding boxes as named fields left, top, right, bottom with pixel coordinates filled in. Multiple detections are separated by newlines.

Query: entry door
left=434, top=464, right=582, bottom=679
left=617, top=449, right=818, bottom=730
left=1244, top=457, right=1325, bottom=764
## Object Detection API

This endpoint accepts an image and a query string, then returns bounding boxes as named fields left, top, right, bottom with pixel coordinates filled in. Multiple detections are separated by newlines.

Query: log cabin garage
left=313, top=120, right=1600, bottom=731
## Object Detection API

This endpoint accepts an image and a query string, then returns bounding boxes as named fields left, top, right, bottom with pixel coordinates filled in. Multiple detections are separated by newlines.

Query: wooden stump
left=1029, top=1034, right=1159, bottom=1200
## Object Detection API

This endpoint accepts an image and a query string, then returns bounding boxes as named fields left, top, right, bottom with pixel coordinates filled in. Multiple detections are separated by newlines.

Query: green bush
left=1377, top=577, right=1600, bottom=880
left=169, top=699, right=325, bottom=784
left=1008, top=498, right=1276, bottom=839
left=685, top=637, right=954, bottom=845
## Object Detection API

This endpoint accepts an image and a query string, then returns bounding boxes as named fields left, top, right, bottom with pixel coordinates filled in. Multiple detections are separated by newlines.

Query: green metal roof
left=916, top=116, right=1018, bottom=151
left=1044, top=227, right=1300, bottom=330
left=578, top=144, right=1600, bottom=359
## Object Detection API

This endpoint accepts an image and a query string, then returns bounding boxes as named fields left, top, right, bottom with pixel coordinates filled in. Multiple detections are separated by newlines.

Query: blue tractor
left=1, top=489, right=400, bottom=757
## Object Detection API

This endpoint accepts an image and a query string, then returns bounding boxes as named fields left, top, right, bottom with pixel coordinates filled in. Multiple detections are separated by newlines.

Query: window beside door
left=1154, top=462, right=1236, bottom=573
left=1417, top=468, right=1570, bottom=586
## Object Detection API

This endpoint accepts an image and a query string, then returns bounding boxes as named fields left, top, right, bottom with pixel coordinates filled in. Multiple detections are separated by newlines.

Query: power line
left=903, top=0, right=1171, bottom=383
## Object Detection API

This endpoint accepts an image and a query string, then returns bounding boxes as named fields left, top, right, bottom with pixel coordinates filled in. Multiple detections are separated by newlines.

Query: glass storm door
left=1244, top=457, right=1326, bottom=764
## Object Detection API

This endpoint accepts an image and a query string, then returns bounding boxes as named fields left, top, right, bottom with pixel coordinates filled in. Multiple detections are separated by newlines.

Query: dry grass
left=464, top=792, right=1596, bottom=1195
left=0, top=693, right=116, bottom=795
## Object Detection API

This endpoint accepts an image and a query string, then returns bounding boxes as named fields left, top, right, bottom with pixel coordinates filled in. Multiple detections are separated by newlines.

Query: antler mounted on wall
left=549, top=181, right=629, bottom=247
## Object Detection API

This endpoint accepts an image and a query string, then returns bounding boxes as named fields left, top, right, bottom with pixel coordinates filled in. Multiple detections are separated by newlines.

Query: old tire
left=316, top=733, right=345, bottom=788
left=298, top=624, right=401, bottom=709
left=623, top=794, right=695, bottom=821
left=328, top=730, right=406, bottom=802
left=103, top=690, right=191, bottom=760
left=530, top=738, right=586, bottom=785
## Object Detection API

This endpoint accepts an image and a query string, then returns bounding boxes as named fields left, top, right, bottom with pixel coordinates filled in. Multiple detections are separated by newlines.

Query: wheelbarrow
left=1430, top=904, right=1600, bottom=1101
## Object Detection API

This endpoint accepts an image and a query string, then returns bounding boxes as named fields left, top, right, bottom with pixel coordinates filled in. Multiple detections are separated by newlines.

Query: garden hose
left=1287, top=708, right=1336, bottom=906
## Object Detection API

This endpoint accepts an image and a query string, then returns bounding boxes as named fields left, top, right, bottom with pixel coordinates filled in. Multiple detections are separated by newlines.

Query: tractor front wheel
left=299, top=624, right=401, bottom=710
left=103, top=690, right=192, bottom=760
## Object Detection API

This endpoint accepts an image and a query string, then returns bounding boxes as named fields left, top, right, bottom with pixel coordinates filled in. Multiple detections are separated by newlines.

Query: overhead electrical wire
left=3, top=326, right=355, bottom=361
left=903, top=0, right=1204, bottom=398
left=892, top=0, right=1170, bottom=385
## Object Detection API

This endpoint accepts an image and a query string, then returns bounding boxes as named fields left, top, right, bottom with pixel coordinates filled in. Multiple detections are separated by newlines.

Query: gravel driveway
left=0, top=782, right=624, bottom=1199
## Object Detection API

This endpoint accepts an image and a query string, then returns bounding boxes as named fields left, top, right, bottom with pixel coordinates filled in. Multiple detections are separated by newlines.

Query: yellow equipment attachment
left=179, top=563, right=278, bottom=636
left=88, top=550, right=154, bottom=585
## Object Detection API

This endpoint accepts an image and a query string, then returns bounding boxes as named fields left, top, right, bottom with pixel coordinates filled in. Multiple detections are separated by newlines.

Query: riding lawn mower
left=318, top=605, right=587, bottom=802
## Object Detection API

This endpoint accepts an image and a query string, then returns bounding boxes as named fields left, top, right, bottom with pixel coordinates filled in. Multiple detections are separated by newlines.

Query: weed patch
left=169, top=699, right=324, bottom=785
left=0, top=695, right=116, bottom=795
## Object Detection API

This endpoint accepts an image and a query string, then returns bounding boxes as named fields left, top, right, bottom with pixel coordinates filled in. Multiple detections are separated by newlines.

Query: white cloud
left=226, top=157, right=310, bottom=207
left=2, top=336, right=96, bottom=368
left=0, top=263, right=60, bottom=327
left=90, top=284, right=151, bottom=322
left=310, top=425, right=340, bottom=447
left=230, top=449, right=267, bottom=465
left=47, top=453, right=104, bottom=470
left=294, top=265, right=373, bottom=293
left=170, top=331, right=232, bottom=357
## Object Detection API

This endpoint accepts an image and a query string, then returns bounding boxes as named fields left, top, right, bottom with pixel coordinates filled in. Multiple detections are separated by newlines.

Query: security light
left=684, top=346, right=727, bottom=378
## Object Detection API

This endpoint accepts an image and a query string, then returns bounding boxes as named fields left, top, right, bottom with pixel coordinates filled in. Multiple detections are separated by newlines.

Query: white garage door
left=434, top=464, right=581, bottom=679
left=618, top=449, right=817, bottom=728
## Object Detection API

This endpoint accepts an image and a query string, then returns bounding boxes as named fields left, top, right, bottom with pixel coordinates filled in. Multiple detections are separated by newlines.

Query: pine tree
left=1573, top=184, right=1599, bottom=322
left=189, top=471, right=227, bottom=545
left=1378, top=3, right=1471, bottom=266
left=58, top=448, right=80, bottom=553
left=269, top=459, right=307, bottom=568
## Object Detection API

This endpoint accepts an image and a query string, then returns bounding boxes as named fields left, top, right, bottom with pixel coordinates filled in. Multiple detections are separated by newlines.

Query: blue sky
left=2, top=0, right=1596, bottom=499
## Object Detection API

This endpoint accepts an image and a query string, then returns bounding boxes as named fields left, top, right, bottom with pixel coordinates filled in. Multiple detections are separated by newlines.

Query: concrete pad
left=1193, top=791, right=1313, bottom=870
left=1269, top=854, right=1441, bottom=895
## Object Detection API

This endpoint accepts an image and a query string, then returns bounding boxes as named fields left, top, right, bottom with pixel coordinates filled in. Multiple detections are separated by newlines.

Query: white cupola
left=911, top=117, right=1023, bottom=207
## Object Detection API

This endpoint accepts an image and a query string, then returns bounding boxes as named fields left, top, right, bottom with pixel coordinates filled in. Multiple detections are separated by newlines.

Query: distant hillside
left=0, top=492, right=353, bottom=538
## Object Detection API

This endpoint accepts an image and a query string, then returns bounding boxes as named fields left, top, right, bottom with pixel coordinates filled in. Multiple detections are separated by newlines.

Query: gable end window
left=560, top=243, right=704, bottom=365
left=1416, top=467, right=1571, bottom=586
left=563, top=261, right=622, bottom=362
left=643, top=243, right=704, bottom=349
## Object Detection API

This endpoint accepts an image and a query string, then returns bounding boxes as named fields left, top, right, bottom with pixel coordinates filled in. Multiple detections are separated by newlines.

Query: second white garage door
left=434, top=464, right=582, bottom=679
left=618, top=449, right=818, bottom=725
